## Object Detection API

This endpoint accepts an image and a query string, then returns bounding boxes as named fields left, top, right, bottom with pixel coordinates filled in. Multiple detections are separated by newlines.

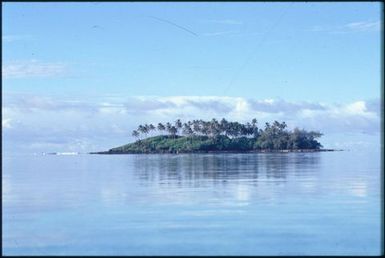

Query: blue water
left=2, top=151, right=382, bottom=255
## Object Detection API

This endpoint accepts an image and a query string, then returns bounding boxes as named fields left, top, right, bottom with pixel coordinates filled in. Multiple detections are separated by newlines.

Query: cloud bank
left=3, top=94, right=381, bottom=153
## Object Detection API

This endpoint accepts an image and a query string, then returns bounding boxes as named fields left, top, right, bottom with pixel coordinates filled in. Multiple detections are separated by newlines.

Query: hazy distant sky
left=2, top=2, right=382, bottom=154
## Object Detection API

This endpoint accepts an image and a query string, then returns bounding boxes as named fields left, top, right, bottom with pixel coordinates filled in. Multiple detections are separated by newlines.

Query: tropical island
left=91, top=118, right=338, bottom=154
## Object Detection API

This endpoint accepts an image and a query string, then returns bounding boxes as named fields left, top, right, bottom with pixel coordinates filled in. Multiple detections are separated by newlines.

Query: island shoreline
left=90, top=149, right=342, bottom=155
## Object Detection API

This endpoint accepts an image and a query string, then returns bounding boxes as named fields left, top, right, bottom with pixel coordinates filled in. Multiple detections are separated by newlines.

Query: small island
left=92, top=118, right=338, bottom=154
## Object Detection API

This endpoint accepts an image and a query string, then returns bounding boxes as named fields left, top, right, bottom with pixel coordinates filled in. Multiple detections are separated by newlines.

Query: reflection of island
left=91, top=119, right=335, bottom=154
left=131, top=153, right=322, bottom=188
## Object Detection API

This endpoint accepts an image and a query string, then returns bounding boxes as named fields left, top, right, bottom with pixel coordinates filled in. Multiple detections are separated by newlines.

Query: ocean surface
left=2, top=150, right=382, bottom=255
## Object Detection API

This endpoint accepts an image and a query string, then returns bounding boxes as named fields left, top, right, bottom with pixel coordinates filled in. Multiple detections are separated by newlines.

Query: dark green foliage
left=120, top=119, right=323, bottom=153
left=109, top=135, right=257, bottom=153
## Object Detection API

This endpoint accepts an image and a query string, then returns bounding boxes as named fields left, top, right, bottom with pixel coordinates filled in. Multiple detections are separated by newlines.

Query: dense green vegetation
left=101, top=118, right=324, bottom=154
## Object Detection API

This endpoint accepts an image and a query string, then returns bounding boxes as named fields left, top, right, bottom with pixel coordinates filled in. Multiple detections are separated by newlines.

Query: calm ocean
left=2, top=150, right=382, bottom=255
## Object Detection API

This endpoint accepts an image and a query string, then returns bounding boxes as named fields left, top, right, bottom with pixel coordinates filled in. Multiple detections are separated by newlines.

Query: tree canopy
left=127, top=118, right=323, bottom=152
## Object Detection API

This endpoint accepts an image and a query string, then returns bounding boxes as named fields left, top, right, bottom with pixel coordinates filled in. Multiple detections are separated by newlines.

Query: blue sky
left=2, top=2, right=382, bottom=154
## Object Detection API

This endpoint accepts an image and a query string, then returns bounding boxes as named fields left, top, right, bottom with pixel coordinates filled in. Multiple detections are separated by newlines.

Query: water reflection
left=132, top=153, right=321, bottom=188
left=3, top=153, right=324, bottom=210
left=3, top=151, right=381, bottom=255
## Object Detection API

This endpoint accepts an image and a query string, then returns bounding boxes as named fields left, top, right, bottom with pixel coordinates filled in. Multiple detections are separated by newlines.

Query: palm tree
left=157, top=123, right=165, bottom=135
left=175, top=119, right=182, bottom=135
left=192, top=120, right=201, bottom=135
left=220, top=118, right=228, bottom=136
left=201, top=121, right=209, bottom=137
left=244, top=122, right=253, bottom=137
left=166, top=122, right=172, bottom=137
left=227, top=122, right=240, bottom=138
left=142, top=124, right=150, bottom=138
left=148, top=124, right=155, bottom=136
left=132, top=130, right=140, bottom=142
left=169, top=126, right=178, bottom=138
left=182, top=123, right=194, bottom=137
left=137, top=125, right=145, bottom=136
left=209, top=118, right=221, bottom=138
left=251, top=118, right=259, bottom=138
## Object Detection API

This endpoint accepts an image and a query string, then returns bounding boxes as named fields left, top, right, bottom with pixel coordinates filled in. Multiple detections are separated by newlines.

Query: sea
left=2, top=150, right=382, bottom=255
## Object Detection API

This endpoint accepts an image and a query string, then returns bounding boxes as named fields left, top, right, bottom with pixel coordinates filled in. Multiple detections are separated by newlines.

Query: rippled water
left=2, top=151, right=382, bottom=255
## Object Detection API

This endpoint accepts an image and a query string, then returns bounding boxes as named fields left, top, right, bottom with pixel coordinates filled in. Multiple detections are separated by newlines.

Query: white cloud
left=2, top=60, right=68, bottom=79
left=344, top=21, right=381, bottom=32
left=2, top=94, right=381, bottom=153
left=343, top=101, right=369, bottom=115
left=309, top=20, right=381, bottom=34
